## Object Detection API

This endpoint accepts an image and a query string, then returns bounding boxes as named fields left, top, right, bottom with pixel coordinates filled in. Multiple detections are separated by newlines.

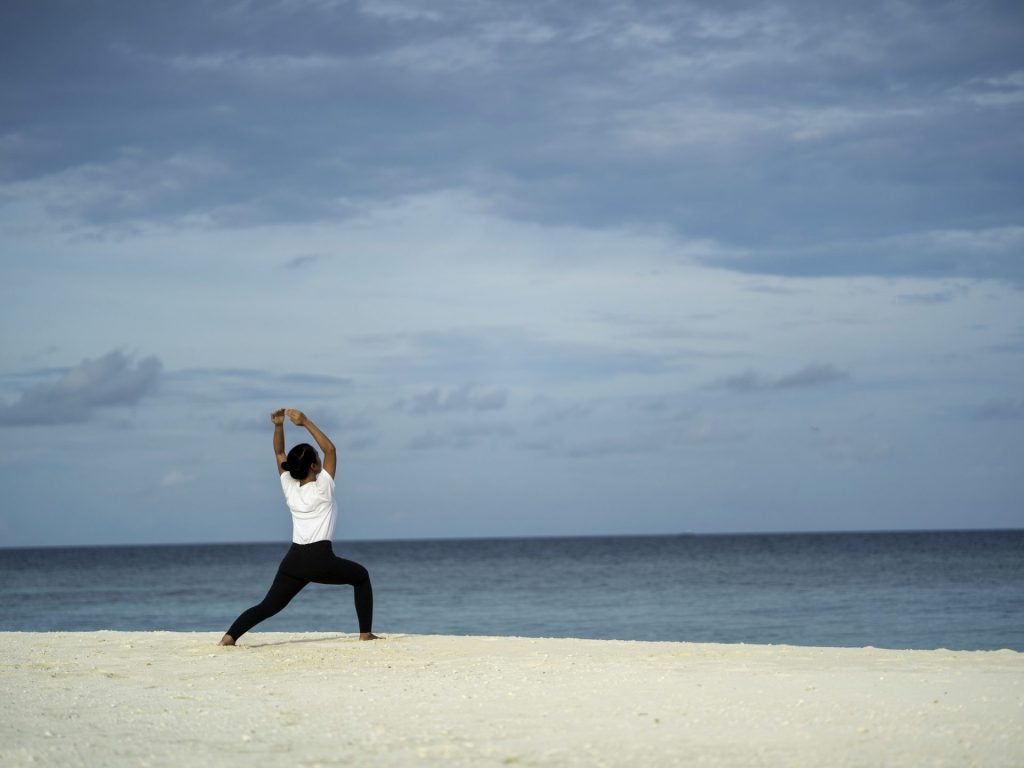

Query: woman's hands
left=269, top=408, right=311, bottom=426
left=270, top=408, right=334, bottom=477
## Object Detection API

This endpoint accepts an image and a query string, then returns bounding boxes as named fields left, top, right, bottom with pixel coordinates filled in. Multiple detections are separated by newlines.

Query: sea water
left=1, top=531, right=1021, bottom=651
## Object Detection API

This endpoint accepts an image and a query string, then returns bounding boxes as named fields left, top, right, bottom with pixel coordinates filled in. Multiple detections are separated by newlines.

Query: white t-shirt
left=280, top=470, right=337, bottom=544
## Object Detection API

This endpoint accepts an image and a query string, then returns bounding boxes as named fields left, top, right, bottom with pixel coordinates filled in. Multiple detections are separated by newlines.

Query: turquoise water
left=1, top=530, right=1021, bottom=650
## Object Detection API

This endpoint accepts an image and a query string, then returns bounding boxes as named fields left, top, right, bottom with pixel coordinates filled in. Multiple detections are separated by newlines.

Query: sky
left=1, top=0, right=1022, bottom=547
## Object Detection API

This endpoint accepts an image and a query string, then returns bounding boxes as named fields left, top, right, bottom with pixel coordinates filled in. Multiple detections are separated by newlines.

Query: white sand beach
left=1, top=632, right=1020, bottom=766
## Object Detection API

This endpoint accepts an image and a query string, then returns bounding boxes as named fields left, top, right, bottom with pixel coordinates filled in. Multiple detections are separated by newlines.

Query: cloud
left=709, top=364, right=849, bottom=393
left=973, top=398, right=1024, bottom=421
left=3, top=0, right=1020, bottom=282
left=356, top=327, right=678, bottom=384
left=160, top=470, right=193, bottom=488
left=400, top=385, right=508, bottom=415
left=408, top=422, right=515, bottom=450
left=0, top=350, right=162, bottom=426
left=899, top=285, right=970, bottom=305
left=710, top=369, right=766, bottom=393
left=699, top=228, right=1024, bottom=284
left=225, top=410, right=372, bottom=433
left=167, top=368, right=351, bottom=403
left=0, top=148, right=236, bottom=232
left=948, top=70, right=1024, bottom=107
left=566, top=420, right=743, bottom=457
left=566, top=432, right=673, bottom=458
left=284, top=253, right=323, bottom=270
left=812, top=431, right=894, bottom=463
left=527, top=397, right=592, bottom=425
left=774, top=364, right=850, bottom=389
left=358, top=1, right=443, bottom=24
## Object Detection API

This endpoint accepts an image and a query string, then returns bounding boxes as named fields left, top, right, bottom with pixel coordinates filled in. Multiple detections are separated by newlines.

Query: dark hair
left=281, top=443, right=319, bottom=480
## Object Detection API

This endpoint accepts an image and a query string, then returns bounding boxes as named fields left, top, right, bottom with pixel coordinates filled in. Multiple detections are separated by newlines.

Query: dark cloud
left=709, top=363, right=849, bottom=393
left=2, top=0, right=1021, bottom=280
left=0, top=350, right=162, bottom=426
left=710, top=369, right=766, bottom=393
left=702, top=228, right=1024, bottom=284
left=774, top=364, right=850, bottom=389
left=284, top=253, right=323, bottom=270
left=899, top=285, right=970, bottom=305
left=973, top=398, right=1024, bottom=421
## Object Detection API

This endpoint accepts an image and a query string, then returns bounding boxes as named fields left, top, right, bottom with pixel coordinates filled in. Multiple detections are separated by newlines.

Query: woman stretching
left=220, top=408, right=380, bottom=645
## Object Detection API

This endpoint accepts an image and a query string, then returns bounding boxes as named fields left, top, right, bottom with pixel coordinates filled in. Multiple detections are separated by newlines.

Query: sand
left=1, top=632, right=1020, bottom=767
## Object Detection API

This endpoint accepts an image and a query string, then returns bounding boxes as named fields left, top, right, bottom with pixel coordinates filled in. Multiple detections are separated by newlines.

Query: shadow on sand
left=246, top=634, right=350, bottom=648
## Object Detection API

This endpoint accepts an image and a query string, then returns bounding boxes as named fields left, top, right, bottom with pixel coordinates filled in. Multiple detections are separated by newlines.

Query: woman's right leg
left=223, top=569, right=307, bottom=643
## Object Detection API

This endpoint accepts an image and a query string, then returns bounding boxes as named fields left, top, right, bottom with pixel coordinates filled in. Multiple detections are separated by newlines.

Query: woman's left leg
left=309, top=549, right=375, bottom=635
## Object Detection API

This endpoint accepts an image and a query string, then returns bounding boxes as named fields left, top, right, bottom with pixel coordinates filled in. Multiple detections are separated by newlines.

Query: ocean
left=1, top=530, right=1021, bottom=651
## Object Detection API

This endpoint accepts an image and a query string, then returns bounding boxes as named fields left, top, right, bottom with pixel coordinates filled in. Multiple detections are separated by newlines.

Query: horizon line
left=2, top=526, right=1022, bottom=551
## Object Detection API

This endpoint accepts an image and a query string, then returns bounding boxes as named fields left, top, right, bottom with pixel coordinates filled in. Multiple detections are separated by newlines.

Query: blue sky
left=1, top=0, right=1022, bottom=547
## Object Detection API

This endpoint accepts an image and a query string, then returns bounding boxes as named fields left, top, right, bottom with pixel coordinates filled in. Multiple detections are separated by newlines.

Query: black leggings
left=226, top=541, right=373, bottom=640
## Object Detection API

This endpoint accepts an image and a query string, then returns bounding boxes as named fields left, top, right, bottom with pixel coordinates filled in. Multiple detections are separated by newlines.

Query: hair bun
left=283, top=443, right=318, bottom=480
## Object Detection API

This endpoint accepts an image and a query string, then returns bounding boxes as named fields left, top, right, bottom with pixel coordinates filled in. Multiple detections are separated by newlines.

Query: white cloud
left=403, top=385, right=508, bottom=415
left=612, top=101, right=928, bottom=151
left=358, top=0, right=443, bottom=23
left=160, top=470, right=193, bottom=488
left=167, top=51, right=351, bottom=76
left=0, top=148, right=231, bottom=233
left=371, top=37, right=494, bottom=73
left=949, top=70, right=1024, bottom=107
left=479, top=19, right=557, bottom=45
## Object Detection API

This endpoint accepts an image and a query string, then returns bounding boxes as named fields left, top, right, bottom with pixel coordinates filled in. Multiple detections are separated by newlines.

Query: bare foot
left=218, top=634, right=235, bottom=646
left=359, top=632, right=383, bottom=641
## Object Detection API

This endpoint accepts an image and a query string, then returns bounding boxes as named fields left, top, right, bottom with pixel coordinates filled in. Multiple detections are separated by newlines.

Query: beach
left=1, top=632, right=1020, bottom=766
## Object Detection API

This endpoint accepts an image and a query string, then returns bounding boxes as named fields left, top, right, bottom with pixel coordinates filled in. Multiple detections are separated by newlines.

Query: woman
left=219, top=408, right=381, bottom=645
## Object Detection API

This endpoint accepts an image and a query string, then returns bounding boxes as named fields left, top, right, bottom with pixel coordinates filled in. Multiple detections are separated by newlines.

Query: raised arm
left=271, top=409, right=287, bottom=474
left=286, top=409, right=337, bottom=478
